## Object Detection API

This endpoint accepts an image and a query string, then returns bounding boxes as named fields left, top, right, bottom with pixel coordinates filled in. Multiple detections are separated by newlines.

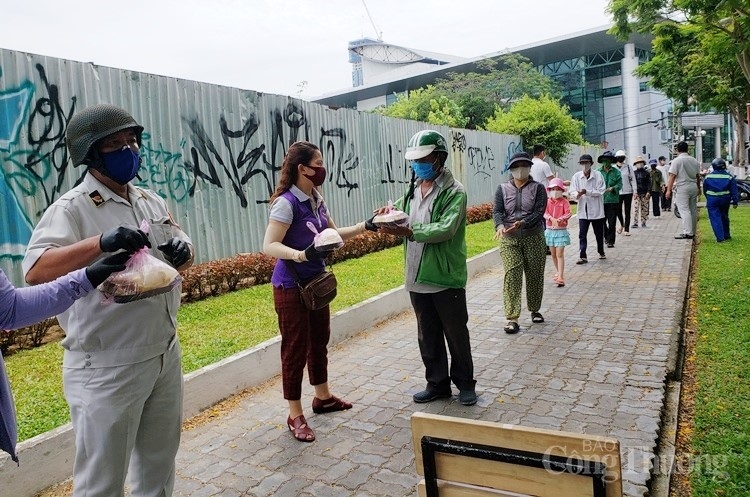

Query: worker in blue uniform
left=703, top=158, right=739, bottom=242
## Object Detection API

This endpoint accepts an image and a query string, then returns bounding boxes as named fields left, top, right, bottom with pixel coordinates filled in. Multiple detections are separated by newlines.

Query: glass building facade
left=539, top=47, right=652, bottom=144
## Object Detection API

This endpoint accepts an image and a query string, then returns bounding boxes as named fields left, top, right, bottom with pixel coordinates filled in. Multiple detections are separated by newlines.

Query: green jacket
left=600, top=166, right=622, bottom=204
left=395, top=169, right=468, bottom=288
left=650, top=169, right=664, bottom=191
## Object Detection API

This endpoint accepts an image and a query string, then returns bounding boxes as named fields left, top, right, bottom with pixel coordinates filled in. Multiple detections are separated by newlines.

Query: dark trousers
left=409, top=289, right=475, bottom=392
left=651, top=191, right=661, bottom=216
left=661, top=189, right=672, bottom=210
left=604, top=203, right=619, bottom=245
left=618, top=193, right=633, bottom=231
left=706, top=196, right=732, bottom=242
left=273, top=286, right=330, bottom=400
left=578, top=218, right=605, bottom=259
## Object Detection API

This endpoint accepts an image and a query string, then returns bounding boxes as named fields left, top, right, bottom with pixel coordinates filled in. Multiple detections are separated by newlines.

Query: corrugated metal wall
left=0, top=48, right=595, bottom=285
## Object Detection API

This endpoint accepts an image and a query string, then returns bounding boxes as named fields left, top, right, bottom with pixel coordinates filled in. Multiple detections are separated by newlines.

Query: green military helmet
left=405, top=130, right=448, bottom=160
left=66, top=104, right=144, bottom=166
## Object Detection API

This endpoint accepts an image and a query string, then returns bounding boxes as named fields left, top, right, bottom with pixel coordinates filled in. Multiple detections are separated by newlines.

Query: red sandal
left=287, top=415, right=315, bottom=442
left=312, top=395, right=352, bottom=414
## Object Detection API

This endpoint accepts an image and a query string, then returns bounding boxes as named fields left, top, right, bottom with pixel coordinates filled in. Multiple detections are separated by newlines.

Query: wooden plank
left=417, top=479, right=525, bottom=497
left=411, top=412, right=622, bottom=497
left=431, top=452, right=593, bottom=497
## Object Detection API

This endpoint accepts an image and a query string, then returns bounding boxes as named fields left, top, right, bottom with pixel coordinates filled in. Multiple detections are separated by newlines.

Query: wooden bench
left=411, top=412, right=622, bottom=497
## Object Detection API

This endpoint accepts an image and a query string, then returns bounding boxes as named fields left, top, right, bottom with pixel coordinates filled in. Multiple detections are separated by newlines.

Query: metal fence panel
left=1, top=48, right=595, bottom=285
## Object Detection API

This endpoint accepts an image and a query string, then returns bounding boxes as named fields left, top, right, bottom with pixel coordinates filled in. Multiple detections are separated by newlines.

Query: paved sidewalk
left=173, top=213, right=690, bottom=497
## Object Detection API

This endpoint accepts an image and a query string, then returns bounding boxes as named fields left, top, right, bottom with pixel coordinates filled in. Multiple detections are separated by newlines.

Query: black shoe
left=576, top=258, right=588, bottom=265
left=606, top=243, right=614, bottom=248
left=674, top=234, right=694, bottom=239
left=503, top=321, right=520, bottom=334
left=413, top=388, right=452, bottom=403
left=459, top=390, right=478, bottom=406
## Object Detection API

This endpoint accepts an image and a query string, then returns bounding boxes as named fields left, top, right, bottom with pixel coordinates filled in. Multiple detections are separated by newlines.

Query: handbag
left=298, top=270, right=338, bottom=310
left=285, top=260, right=338, bottom=310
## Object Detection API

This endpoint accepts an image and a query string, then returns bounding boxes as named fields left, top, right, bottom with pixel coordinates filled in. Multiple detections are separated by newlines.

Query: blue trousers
left=706, top=196, right=732, bottom=242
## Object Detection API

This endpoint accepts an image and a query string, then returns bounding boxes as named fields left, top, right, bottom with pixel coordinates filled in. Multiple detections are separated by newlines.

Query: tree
left=609, top=0, right=750, bottom=86
left=626, top=16, right=750, bottom=163
left=484, top=95, right=585, bottom=167
left=433, top=54, right=561, bottom=129
left=373, top=86, right=468, bottom=128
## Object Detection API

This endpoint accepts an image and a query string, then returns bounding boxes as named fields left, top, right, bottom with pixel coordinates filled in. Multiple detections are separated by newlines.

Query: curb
left=0, top=248, right=500, bottom=497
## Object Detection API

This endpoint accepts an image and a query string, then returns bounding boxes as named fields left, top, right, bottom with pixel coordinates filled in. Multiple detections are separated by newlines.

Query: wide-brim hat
left=597, top=151, right=616, bottom=164
left=633, top=155, right=646, bottom=165
left=508, top=151, right=533, bottom=169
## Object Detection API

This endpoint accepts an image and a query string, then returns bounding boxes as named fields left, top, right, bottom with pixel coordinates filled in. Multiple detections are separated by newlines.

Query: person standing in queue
left=493, top=152, right=547, bottom=334
left=568, top=154, right=606, bottom=264
left=599, top=151, right=622, bottom=248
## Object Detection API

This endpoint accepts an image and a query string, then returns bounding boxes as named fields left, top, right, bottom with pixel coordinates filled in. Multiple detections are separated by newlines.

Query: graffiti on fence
left=467, top=145, right=496, bottom=179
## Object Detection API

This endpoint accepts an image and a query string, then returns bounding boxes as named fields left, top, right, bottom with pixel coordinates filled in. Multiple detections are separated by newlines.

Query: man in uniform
left=379, top=130, right=477, bottom=406
left=666, top=141, right=701, bottom=239
left=703, top=157, right=739, bottom=242
left=23, top=104, right=193, bottom=497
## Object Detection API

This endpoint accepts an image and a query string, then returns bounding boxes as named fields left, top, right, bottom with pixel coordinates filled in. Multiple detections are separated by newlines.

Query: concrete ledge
left=0, top=247, right=499, bottom=496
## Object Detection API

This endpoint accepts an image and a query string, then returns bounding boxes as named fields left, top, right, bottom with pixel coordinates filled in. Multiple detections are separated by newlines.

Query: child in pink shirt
left=544, top=178, right=572, bottom=287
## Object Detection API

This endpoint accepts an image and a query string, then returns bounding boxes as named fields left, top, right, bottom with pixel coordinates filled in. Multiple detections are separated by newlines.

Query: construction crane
left=361, top=0, right=383, bottom=41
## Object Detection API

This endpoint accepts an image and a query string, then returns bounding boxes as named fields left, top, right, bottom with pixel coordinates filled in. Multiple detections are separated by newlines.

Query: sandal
left=312, top=395, right=352, bottom=414
left=531, top=312, right=545, bottom=323
left=503, top=321, right=520, bottom=334
left=556, top=278, right=565, bottom=287
left=617, top=226, right=623, bottom=234
left=287, top=414, right=315, bottom=442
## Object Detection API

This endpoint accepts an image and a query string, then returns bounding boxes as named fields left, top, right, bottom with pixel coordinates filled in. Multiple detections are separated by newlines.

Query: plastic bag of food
left=307, top=222, right=344, bottom=251
left=98, top=221, right=181, bottom=303
left=372, top=200, right=409, bottom=228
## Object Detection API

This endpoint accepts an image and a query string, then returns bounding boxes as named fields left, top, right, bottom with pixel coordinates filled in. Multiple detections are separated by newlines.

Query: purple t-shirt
left=270, top=189, right=329, bottom=289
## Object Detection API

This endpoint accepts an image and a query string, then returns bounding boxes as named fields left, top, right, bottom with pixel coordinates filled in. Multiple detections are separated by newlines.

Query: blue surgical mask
left=101, top=146, right=141, bottom=185
left=411, top=161, right=438, bottom=181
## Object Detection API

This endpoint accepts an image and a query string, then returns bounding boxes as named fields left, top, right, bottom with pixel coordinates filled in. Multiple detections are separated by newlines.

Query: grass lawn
left=689, top=206, right=750, bottom=495
left=6, top=219, right=497, bottom=441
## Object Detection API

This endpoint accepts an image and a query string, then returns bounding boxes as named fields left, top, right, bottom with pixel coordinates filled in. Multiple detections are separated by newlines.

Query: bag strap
left=284, top=258, right=333, bottom=284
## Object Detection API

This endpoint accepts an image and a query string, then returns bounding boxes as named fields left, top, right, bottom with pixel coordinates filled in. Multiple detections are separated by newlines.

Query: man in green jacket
left=380, top=130, right=477, bottom=406
left=598, top=151, right=623, bottom=248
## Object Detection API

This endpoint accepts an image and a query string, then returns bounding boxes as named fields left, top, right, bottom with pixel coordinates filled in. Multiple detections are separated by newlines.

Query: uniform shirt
left=668, top=153, right=700, bottom=189
left=268, top=185, right=328, bottom=288
left=568, top=170, right=605, bottom=220
left=22, top=173, right=191, bottom=369
left=530, top=157, right=553, bottom=187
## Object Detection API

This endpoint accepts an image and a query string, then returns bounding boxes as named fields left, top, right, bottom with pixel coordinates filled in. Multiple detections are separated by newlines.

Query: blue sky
left=0, top=0, right=613, bottom=99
